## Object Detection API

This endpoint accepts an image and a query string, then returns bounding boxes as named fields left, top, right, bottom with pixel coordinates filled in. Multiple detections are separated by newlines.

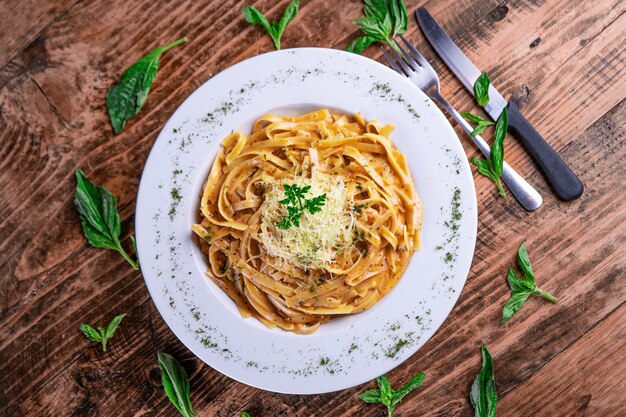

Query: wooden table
left=1, top=0, right=624, bottom=416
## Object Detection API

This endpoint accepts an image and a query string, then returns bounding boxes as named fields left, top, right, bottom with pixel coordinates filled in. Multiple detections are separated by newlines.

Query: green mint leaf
left=79, top=324, right=102, bottom=343
left=107, top=37, right=187, bottom=134
left=74, top=169, right=139, bottom=269
left=158, top=352, right=195, bottom=417
left=346, top=36, right=379, bottom=53
left=241, top=413, right=251, bottom=417
left=391, top=372, right=425, bottom=407
left=470, top=345, right=497, bottom=417
left=474, top=71, right=491, bottom=106
left=359, top=389, right=383, bottom=403
left=491, top=108, right=508, bottom=178
left=242, top=1, right=299, bottom=50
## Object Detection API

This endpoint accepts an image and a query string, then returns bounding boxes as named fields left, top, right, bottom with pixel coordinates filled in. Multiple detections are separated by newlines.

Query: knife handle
left=507, top=100, right=583, bottom=201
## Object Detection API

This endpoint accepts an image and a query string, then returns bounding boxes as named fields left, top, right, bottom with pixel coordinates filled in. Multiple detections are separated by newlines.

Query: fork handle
left=431, top=93, right=543, bottom=211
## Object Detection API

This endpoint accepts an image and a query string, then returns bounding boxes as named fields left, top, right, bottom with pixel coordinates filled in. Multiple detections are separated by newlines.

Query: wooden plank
left=499, top=305, right=625, bottom=417
left=0, top=0, right=624, bottom=415
left=0, top=0, right=78, bottom=70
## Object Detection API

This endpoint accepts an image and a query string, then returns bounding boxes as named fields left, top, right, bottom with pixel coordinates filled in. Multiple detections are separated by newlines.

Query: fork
left=382, top=36, right=542, bottom=211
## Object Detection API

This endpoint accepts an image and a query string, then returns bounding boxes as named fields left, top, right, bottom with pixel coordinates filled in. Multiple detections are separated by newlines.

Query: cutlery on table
left=416, top=7, right=583, bottom=201
left=381, top=37, right=543, bottom=211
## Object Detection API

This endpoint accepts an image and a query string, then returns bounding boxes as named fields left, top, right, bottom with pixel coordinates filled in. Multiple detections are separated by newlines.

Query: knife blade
left=416, top=7, right=584, bottom=201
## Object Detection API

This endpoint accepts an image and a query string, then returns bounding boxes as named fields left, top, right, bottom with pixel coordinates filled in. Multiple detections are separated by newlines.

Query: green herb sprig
left=347, top=0, right=408, bottom=54
left=242, top=0, right=300, bottom=50
left=276, top=184, right=326, bottom=229
left=470, top=108, right=508, bottom=198
left=474, top=71, right=491, bottom=106
left=107, top=37, right=187, bottom=134
left=502, top=241, right=557, bottom=322
left=461, top=112, right=495, bottom=137
left=158, top=352, right=195, bottom=417
left=241, top=413, right=251, bottom=417
left=470, top=345, right=497, bottom=417
left=74, top=169, right=139, bottom=269
left=79, top=313, right=127, bottom=352
left=360, top=373, right=426, bottom=417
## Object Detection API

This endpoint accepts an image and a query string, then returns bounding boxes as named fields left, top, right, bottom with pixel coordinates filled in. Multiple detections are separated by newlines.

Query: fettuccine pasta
left=193, top=109, right=421, bottom=334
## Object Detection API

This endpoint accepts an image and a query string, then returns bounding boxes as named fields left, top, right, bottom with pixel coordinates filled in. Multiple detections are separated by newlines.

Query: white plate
left=136, top=48, right=477, bottom=394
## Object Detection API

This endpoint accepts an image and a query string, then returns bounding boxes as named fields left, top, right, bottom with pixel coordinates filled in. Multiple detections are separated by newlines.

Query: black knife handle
left=507, top=100, right=583, bottom=201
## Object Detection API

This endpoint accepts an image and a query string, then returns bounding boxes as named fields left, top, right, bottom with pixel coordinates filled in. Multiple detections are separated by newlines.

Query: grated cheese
left=259, top=174, right=355, bottom=270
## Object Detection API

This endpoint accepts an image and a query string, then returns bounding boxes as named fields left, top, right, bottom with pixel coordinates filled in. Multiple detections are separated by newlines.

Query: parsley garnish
left=79, top=313, right=127, bottom=352
left=470, top=345, right=497, bottom=417
left=360, top=373, right=426, bottom=417
left=74, top=169, right=139, bottom=269
left=502, top=241, right=557, bottom=322
left=276, top=184, right=326, bottom=229
left=470, top=108, right=508, bottom=198
left=347, top=0, right=408, bottom=54
left=158, top=352, right=195, bottom=417
left=242, top=0, right=300, bottom=50
left=461, top=111, right=495, bottom=137
left=474, top=71, right=491, bottom=106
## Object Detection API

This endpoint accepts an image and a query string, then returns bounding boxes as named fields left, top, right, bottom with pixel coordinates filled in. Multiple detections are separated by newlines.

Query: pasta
left=193, top=109, right=422, bottom=334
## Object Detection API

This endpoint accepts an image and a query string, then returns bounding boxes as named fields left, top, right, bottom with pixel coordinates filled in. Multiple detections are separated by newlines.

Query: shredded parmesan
left=259, top=173, right=355, bottom=270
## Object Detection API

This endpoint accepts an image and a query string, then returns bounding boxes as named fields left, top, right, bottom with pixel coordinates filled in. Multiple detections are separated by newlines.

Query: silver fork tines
left=381, top=35, right=542, bottom=211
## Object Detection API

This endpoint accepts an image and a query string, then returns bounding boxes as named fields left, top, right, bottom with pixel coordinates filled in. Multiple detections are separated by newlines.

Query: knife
left=416, top=7, right=584, bottom=201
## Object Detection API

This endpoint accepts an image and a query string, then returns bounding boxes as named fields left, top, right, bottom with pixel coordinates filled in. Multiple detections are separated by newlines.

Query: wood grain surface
left=1, top=0, right=624, bottom=416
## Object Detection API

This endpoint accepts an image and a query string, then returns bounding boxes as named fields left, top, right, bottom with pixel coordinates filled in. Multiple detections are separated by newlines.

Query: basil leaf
left=377, top=374, right=393, bottom=404
left=80, top=314, right=127, bottom=351
left=347, top=36, right=378, bottom=54
left=474, top=71, right=491, bottom=106
left=74, top=169, right=139, bottom=269
left=461, top=112, right=488, bottom=124
left=491, top=108, right=508, bottom=178
left=516, top=240, right=534, bottom=282
left=277, top=0, right=300, bottom=44
left=79, top=324, right=102, bottom=343
left=470, top=157, right=505, bottom=199
left=361, top=372, right=425, bottom=416
left=354, top=16, right=390, bottom=39
left=242, top=1, right=299, bottom=50
left=392, top=372, right=425, bottom=407
left=502, top=242, right=557, bottom=322
left=470, top=345, right=497, bottom=417
left=359, top=389, right=382, bottom=403
left=158, top=352, right=195, bottom=417
left=241, top=413, right=251, bottom=417
left=501, top=287, right=532, bottom=323
left=363, top=0, right=387, bottom=21
left=461, top=112, right=495, bottom=137
left=107, top=37, right=187, bottom=134
left=390, top=0, right=408, bottom=36
left=105, top=313, right=127, bottom=341
left=506, top=269, right=534, bottom=293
